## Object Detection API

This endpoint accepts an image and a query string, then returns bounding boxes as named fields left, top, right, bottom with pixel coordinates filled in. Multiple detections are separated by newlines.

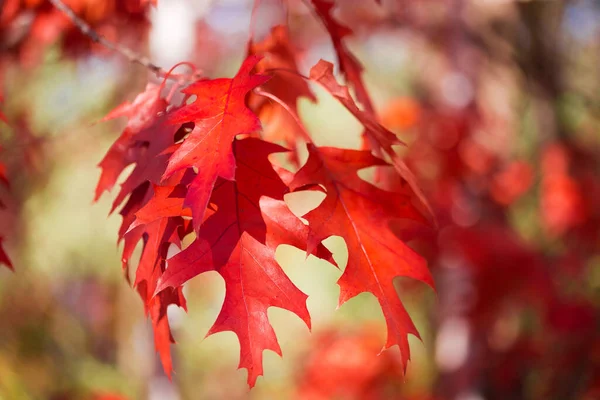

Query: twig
left=48, top=0, right=164, bottom=76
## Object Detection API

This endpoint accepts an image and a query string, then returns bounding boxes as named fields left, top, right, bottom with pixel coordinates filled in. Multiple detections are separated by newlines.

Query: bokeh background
left=0, top=0, right=599, bottom=399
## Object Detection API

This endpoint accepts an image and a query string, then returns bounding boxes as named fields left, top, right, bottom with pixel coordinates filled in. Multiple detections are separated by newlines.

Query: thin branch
left=48, top=0, right=164, bottom=76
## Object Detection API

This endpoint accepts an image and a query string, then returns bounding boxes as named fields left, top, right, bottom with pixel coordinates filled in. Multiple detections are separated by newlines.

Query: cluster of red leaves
left=95, top=2, right=434, bottom=387
left=0, top=0, right=597, bottom=397
left=0, top=0, right=152, bottom=66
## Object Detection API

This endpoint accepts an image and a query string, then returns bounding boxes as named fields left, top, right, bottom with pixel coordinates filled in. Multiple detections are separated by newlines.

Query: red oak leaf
left=125, top=194, right=187, bottom=378
left=156, top=138, right=334, bottom=387
left=97, top=87, right=190, bottom=376
left=309, top=60, right=434, bottom=222
left=95, top=84, right=164, bottom=200
left=95, top=83, right=180, bottom=214
left=310, top=60, right=399, bottom=148
left=118, top=182, right=152, bottom=269
left=310, top=0, right=374, bottom=112
left=130, top=182, right=192, bottom=230
left=290, top=144, right=434, bottom=370
left=249, top=26, right=316, bottom=163
left=164, top=56, right=270, bottom=231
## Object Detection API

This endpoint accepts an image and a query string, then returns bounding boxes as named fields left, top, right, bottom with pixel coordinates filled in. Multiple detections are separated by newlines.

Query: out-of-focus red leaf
left=295, top=327, right=405, bottom=400
left=439, top=225, right=555, bottom=321
left=539, top=144, right=586, bottom=237
left=490, top=161, right=533, bottom=205
left=381, top=97, right=422, bottom=131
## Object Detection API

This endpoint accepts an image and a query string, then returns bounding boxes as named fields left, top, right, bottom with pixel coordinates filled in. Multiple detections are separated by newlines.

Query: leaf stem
left=253, top=89, right=313, bottom=143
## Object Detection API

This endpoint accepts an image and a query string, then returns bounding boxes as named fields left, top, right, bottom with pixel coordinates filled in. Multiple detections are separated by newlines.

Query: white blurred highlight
left=457, top=391, right=486, bottom=400
left=435, top=317, right=470, bottom=371
left=149, top=0, right=197, bottom=69
left=441, top=72, right=474, bottom=109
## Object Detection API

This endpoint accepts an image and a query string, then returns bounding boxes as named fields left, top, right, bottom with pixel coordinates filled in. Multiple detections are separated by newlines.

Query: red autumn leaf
left=126, top=197, right=187, bottom=378
left=290, top=144, right=434, bottom=370
left=156, top=138, right=334, bottom=387
left=117, top=183, right=152, bottom=275
left=249, top=25, right=316, bottom=163
left=295, top=327, right=405, bottom=400
left=310, top=60, right=399, bottom=149
left=95, top=83, right=191, bottom=376
left=309, top=59, right=434, bottom=222
left=164, top=55, right=270, bottom=232
left=95, top=83, right=176, bottom=209
left=131, top=215, right=187, bottom=379
left=310, top=0, right=374, bottom=112
left=130, top=183, right=191, bottom=229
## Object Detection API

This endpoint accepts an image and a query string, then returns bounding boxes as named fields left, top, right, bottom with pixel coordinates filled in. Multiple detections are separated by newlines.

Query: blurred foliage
left=1, top=0, right=600, bottom=399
